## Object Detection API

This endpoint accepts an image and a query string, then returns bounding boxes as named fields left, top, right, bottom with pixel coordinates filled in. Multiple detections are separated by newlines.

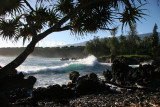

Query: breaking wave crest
left=16, top=55, right=98, bottom=74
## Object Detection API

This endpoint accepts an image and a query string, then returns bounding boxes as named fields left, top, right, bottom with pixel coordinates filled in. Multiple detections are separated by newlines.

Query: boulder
left=8, top=88, right=30, bottom=103
left=0, top=73, right=36, bottom=90
left=151, top=59, right=160, bottom=67
left=63, top=87, right=75, bottom=98
left=75, top=73, right=109, bottom=95
left=32, top=84, right=73, bottom=100
left=32, top=87, right=47, bottom=100
left=87, top=73, right=98, bottom=81
left=69, top=71, right=80, bottom=83
left=0, top=92, right=9, bottom=107
left=25, top=76, right=37, bottom=89
left=111, top=60, right=131, bottom=85
left=103, top=69, right=112, bottom=81
left=17, top=72, right=25, bottom=80
left=60, top=58, right=69, bottom=61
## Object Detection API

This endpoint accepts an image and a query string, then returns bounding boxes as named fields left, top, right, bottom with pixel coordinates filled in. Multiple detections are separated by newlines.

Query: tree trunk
left=0, top=38, right=38, bottom=78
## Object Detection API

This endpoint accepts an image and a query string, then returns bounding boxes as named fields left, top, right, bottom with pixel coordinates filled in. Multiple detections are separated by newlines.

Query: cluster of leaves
left=25, top=6, right=59, bottom=30
left=119, top=4, right=147, bottom=29
left=0, top=0, right=59, bottom=43
left=0, top=17, right=22, bottom=40
left=70, top=2, right=114, bottom=34
left=57, top=0, right=74, bottom=14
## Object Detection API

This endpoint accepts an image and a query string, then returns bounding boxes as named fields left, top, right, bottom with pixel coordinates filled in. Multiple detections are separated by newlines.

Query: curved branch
left=55, top=26, right=71, bottom=32
left=23, top=0, right=35, bottom=12
left=99, top=27, right=117, bottom=31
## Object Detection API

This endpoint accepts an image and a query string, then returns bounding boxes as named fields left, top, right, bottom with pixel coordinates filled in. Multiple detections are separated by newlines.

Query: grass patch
left=117, top=55, right=151, bottom=58
left=99, top=55, right=111, bottom=59
left=99, top=55, right=151, bottom=59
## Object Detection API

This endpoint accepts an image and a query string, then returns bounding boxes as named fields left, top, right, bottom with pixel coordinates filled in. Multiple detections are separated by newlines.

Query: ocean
left=0, top=55, right=111, bottom=88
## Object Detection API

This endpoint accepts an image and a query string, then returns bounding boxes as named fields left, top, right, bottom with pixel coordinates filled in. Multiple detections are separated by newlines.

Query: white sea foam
left=140, top=60, right=153, bottom=65
left=77, top=55, right=98, bottom=65
left=129, top=65, right=139, bottom=68
left=15, top=55, right=98, bottom=74
left=100, top=62, right=112, bottom=66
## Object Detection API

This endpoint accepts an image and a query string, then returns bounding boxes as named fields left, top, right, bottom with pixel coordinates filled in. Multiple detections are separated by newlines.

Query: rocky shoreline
left=98, top=55, right=153, bottom=65
left=0, top=58, right=160, bottom=106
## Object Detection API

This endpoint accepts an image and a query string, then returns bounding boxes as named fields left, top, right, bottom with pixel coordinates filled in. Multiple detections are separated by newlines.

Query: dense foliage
left=84, top=24, right=160, bottom=57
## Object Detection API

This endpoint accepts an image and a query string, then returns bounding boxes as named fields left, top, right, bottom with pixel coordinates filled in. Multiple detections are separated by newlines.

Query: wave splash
left=17, top=55, right=98, bottom=74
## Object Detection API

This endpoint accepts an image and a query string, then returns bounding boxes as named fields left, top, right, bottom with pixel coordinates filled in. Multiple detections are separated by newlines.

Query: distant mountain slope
left=66, top=41, right=87, bottom=47
left=66, top=32, right=160, bottom=47
left=137, top=32, right=160, bottom=40
left=117, top=32, right=160, bottom=40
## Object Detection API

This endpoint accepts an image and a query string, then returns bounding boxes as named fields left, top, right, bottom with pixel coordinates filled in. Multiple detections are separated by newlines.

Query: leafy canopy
left=0, top=0, right=147, bottom=43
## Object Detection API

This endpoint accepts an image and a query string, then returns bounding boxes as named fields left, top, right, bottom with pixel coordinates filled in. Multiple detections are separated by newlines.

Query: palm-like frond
left=118, top=4, right=147, bottom=30
left=36, top=0, right=53, bottom=2
left=0, top=16, right=22, bottom=40
left=0, top=0, right=25, bottom=15
left=17, top=26, right=33, bottom=45
left=70, top=1, right=114, bottom=35
left=130, top=0, right=147, bottom=4
left=26, top=5, right=59, bottom=31
left=15, top=5, right=59, bottom=44
left=56, top=0, right=74, bottom=15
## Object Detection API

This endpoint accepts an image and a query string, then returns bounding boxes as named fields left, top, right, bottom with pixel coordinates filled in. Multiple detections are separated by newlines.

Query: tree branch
left=99, top=27, right=117, bottom=31
left=23, top=0, right=35, bottom=12
left=55, top=26, right=71, bottom=32
left=26, top=20, right=37, bottom=37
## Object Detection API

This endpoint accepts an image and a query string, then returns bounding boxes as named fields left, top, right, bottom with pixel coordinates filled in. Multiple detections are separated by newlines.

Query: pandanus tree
left=0, top=0, right=147, bottom=77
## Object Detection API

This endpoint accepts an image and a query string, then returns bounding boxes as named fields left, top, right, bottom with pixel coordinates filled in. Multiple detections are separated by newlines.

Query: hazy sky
left=0, top=0, right=160, bottom=47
